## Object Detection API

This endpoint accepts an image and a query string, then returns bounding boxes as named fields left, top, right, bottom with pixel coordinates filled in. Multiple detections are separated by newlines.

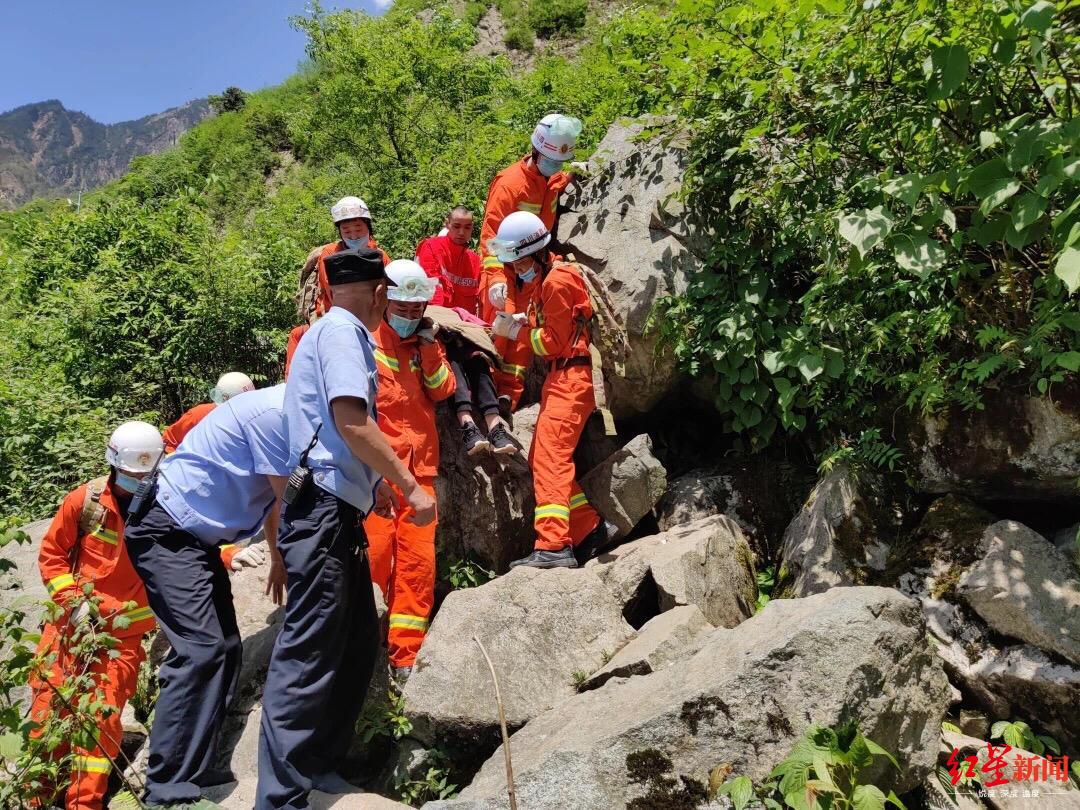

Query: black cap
left=324, top=247, right=386, bottom=286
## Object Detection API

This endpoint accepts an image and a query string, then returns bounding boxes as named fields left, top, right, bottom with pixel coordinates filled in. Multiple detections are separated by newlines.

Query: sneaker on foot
left=488, top=423, right=517, bottom=455
left=573, top=520, right=620, bottom=566
left=460, top=423, right=490, bottom=456
left=508, top=547, right=578, bottom=570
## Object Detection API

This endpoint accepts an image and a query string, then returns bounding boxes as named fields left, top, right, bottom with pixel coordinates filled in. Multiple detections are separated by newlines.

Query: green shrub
left=503, top=20, right=535, bottom=51
left=528, top=0, right=586, bottom=37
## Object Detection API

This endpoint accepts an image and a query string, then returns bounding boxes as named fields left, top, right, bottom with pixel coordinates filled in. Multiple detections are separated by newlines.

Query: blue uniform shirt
left=157, top=384, right=290, bottom=545
left=284, top=306, right=381, bottom=512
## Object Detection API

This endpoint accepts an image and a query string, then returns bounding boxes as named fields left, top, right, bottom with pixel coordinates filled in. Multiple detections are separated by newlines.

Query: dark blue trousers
left=256, top=486, right=380, bottom=810
left=125, top=499, right=241, bottom=805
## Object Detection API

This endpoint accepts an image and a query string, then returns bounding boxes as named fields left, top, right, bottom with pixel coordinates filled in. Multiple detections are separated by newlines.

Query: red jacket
left=478, top=157, right=571, bottom=321
left=39, top=480, right=156, bottom=639
left=284, top=324, right=310, bottom=380
left=314, top=239, right=391, bottom=317
left=416, top=235, right=482, bottom=315
left=162, top=402, right=216, bottom=453
left=372, top=321, right=456, bottom=478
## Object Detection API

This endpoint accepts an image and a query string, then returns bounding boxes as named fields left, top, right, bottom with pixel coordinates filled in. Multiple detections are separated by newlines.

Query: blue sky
left=1, top=0, right=385, bottom=124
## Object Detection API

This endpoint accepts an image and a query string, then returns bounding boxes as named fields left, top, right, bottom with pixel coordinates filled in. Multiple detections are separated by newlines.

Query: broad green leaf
left=1055, top=247, right=1080, bottom=293
left=824, top=350, right=844, bottom=378
left=762, top=351, right=784, bottom=374
left=797, top=354, right=824, bottom=382
left=886, top=789, right=908, bottom=810
left=853, top=784, right=886, bottom=810
left=0, top=731, right=23, bottom=760
left=882, top=174, right=924, bottom=208
left=966, top=158, right=1011, bottom=197
left=941, top=208, right=957, bottom=231
left=1012, top=193, right=1047, bottom=231
left=942, top=721, right=962, bottom=733
left=864, top=738, right=900, bottom=769
left=1003, top=724, right=1025, bottom=749
left=730, top=775, right=754, bottom=810
left=924, top=44, right=969, bottom=101
left=1038, top=734, right=1062, bottom=755
left=979, top=178, right=1021, bottom=215
left=978, top=131, right=1000, bottom=150
left=838, top=206, right=895, bottom=258
left=1058, top=352, right=1080, bottom=372
left=894, top=233, right=947, bottom=279
left=1020, top=0, right=1056, bottom=33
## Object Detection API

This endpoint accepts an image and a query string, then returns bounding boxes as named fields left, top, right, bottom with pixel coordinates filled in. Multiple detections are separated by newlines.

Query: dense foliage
left=636, top=0, right=1080, bottom=448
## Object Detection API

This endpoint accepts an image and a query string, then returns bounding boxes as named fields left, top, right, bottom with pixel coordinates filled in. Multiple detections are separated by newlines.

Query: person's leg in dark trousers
left=125, top=501, right=242, bottom=805
left=256, top=487, right=379, bottom=810
left=448, top=340, right=501, bottom=419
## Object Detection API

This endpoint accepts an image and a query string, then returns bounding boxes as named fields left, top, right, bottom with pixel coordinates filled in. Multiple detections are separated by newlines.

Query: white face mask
left=114, top=471, right=142, bottom=493
left=536, top=156, right=565, bottom=177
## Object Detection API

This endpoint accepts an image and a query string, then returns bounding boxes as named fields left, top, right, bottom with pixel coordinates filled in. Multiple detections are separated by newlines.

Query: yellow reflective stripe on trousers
left=90, top=525, right=118, bottom=545
left=124, top=605, right=154, bottom=623
left=424, top=364, right=449, bottom=389
left=500, top=362, right=526, bottom=379
left=517, top=202, right=542, bottom=214
left=529, top=329, right=549, bottom=356
left=73, top=755, right=110, bottom=775
left=389, top=613, right=430, bottom=631
left=374, top=349, right=400, bottom=371
left=570, top=492, right=590, bottom=510
left=534, top=504, right=570, bottom=523
left=482, top=255, right=503, bottom=269
left=46, top=573, right=76, bottom=596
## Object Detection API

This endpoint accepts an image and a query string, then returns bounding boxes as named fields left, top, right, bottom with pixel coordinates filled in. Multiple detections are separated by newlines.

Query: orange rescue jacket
left=39, top=480, right=156, bottom=639
left=162, top=402, right=216, bottom=453
left=315, top=239, right=392, bottom=317
left=478, top=157, right=570, bottom=320
left=372, top=321, right=456, bottom=478
left=519, top=257, right=594, bottom=362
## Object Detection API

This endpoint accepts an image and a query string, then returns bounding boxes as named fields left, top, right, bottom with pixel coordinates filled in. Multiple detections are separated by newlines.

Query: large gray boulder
left=581, top=605, right=711, bottom=691
left=778, top=465, right=890, bottom=597
left=957, top=521, right=1080, bottom=666
left=903, top=385, right=1080, bottom=502
left=403, top=566, right=634, bottom=763
left=0, top=518, right=51, bottom=629
left=429, top=587, right=950, bottom=810
left=556, top=117, right=704, bottom=418
left=579, top=433, right=667, bottom=539
left=591, top=514, right=757, bottom=629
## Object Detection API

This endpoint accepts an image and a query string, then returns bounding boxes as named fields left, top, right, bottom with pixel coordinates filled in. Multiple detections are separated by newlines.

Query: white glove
left=71, top=601, right=92, bottom=626
left=231, top=543, right=266, bottom=571
left=488, top=282, right=508, bottom=309
left=492, top=312, right=526, bottom=340
left=416, top=319, right=439, bottom=343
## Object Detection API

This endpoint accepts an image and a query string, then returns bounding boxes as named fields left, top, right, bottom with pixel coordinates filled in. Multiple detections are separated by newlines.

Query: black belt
left=550, top=356, right=592, bottom=371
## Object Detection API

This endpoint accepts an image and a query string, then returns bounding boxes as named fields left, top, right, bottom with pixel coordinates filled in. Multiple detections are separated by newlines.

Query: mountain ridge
left=0, top=98, right=211, bottom=209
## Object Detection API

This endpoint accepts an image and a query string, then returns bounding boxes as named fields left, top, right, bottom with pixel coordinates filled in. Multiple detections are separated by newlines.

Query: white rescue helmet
left=106, top=421, right=163, bottom=474
left=531, top=114, right=583, bottom=162
left=210, top=371, right=255, bottom=404
left=331, top=196, right=372, bottom=225
left=487, top=211, right=551, bottom=264
left=385, top=259, right=437, bottom=303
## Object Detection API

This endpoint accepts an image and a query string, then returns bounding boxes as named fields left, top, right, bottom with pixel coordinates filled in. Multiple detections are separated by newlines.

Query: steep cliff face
left=0, top=98, right=211, bottom=208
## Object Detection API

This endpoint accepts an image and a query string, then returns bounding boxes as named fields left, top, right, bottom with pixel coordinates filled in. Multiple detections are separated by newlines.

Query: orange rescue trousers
left=28, top=622, right=145, bottom=810
left=530, top=365, right=601, bottom=551
left=366, top=479, right=437, bottom=668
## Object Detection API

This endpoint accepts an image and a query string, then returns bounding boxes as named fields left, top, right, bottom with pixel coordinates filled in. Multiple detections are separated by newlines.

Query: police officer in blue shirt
left=257, top=247, right=435, bottom=810
left=124, top=384, right=291, bottom=808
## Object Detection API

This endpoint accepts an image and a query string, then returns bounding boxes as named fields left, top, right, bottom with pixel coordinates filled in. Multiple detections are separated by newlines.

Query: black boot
left=573, top=520, right=620, bottom=566
left=508, top=546, right=578, bottom=570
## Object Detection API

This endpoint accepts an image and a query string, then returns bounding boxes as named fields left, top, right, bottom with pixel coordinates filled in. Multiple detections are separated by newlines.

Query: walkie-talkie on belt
left=128, top=448, right=166, bottom=524
left=283, top=425, right=322, bottom=506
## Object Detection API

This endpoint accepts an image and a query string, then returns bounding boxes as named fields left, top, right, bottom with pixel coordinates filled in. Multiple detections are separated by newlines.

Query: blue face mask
left=343, top=237, right=365, bottom=250
left=518, top=265, right=538, bottom=283
left=114, top=472, right=143, bottom=494
left=536, top=156, right=565, bottom=177
left=389, top=313, right=421, bottom=338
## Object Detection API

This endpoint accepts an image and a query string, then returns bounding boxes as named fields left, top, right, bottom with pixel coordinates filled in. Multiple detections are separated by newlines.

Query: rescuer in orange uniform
left=310, top=196, right=392, bottom=319
left=365, top=260, right=456, bottom=683
left=29, top=421, right=163, bottom=810
left=479, top=115, right=583, bottom=405
left=490, top=212, right=614, bottom=569
left=416, top=205, right=516, bottom=456
left=161, top=371, right=255, bottom=452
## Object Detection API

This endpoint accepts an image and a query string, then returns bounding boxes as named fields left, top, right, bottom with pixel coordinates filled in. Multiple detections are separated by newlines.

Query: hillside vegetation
left=0, top=0, right=1077, bottom=523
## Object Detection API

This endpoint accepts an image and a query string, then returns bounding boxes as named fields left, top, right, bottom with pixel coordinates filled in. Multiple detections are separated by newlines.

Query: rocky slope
left=0, top=99, right=210, bottom=209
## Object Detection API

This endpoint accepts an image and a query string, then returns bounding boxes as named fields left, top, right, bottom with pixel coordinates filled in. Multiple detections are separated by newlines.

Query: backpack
left=68, top=475, right=109, bottom=571
left=564, top=255, right=630, bottom=436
